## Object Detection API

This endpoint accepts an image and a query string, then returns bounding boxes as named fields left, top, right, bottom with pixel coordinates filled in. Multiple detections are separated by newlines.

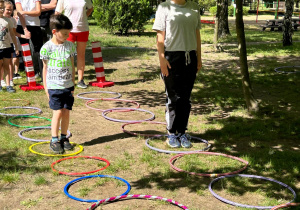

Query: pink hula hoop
left=86, top=98, right=140, bottom=112
left=271, top=203, right=300, bottom=210
left=121, top=121, right=167, bottom=137
left=87, top=194, right=189, bottom=210
left=169, top=152, right=249, bottom=177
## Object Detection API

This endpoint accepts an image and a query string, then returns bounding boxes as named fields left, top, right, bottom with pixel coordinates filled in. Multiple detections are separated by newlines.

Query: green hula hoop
left=8, top=116, right=51, bottom=128
left=29, top=141, right=84, bottom=157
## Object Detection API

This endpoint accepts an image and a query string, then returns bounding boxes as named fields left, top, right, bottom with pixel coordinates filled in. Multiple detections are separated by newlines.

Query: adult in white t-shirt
left=15, top=0, right=43, bottom=79
left=55, top=0, right=93, bottom=89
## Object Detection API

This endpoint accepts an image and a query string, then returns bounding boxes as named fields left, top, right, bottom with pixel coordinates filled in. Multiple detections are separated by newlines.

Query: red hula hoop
left=85, top=98, right=140, bottom=112
left=121, top=121, right=167, bottom=137
left=169, top=152, right=249, bottom=177
left=271, top=203, right=300, bottom=210
left=51, top=156, right=110, bottom=176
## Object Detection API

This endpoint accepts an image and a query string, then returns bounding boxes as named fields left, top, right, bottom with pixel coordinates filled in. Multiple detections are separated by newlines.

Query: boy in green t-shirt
left=40, top=14, right=76, bottom=154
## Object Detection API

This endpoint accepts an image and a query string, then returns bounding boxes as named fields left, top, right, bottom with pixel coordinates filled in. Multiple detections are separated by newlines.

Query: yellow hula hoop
left=29, top=141, right=84, bottom=157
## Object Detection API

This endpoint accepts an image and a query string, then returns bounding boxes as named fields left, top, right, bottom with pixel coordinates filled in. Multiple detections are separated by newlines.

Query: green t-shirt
left=40, top=40, right=76, bottom=89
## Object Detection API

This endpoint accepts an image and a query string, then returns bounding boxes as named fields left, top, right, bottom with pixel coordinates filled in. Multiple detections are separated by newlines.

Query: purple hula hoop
left=18, top=126, right=71, bottom=142
left=87, top=194, right=189, bottom=210
left=0, top=106, right=42, bottom=117
left=102, top=108, right=155, bottom=123
left=209, top=174, right=296, bottom=209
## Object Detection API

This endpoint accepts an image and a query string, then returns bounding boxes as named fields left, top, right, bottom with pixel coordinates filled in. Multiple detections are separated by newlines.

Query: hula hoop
left=51, top=156, right=110, bottom=176
left=8, top=116, right=51, bottom=128
left=102, top=108, right=155, bottom=123
left=209, top=174, right=297, bottom=209
left=0, top=99, right=30, bottom=107
left=18, top=126, right=71, bottom=142
left=64, top=175, right=131, bottom=203
left=77, top=91, right=122, bottom=100
left=29, top=141, right=83, bottom=157
left=274, top=66, right=300, bottom=74
left=271, top=203, right=300, bottom=210
left=121, top=121, right=167, bottom=137
left=169, top=152, right=249, bottom=177
left=0, top=106, right=42, bottom=117
left=145, top=135, right=211, bottom=154
left=86, top=98, right=140, bottom=112
left=87, top=194, right=189, bottom=210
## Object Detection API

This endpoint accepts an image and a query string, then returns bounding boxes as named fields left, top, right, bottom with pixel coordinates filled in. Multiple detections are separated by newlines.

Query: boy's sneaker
left=10, top=80, right=14, bottom=86
left=166, top=134, right=180, bottom=148
left=1, top=80, right=6, bottom=87
left=50, top=141, right=64, bottom=154
left=179, top=134, right=192, bottom=148
left=77, top=80, right=88, bottom=89
left=6, top=86, right=16, bottom=93
left=61, top=138, right=73, bottom=150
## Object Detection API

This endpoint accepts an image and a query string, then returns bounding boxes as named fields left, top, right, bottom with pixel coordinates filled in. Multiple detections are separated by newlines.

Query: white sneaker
left=1, top=80, right=6, bottom=87
left=10, top=80, right=14, bottom=87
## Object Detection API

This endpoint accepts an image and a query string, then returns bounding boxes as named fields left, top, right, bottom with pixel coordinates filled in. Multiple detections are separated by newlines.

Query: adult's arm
left=86, top=7, right=93, bottom=17
left=156, top=30, right=170, bottom=77
left=41, top=0, right=57, bottom=12
left=196, top=29, right=202, bottom=72
left=16, top=12, right=31, bottom=39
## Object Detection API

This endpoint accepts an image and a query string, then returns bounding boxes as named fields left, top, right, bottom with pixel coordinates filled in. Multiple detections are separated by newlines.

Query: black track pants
left=162, top=51, right=198, bottom=134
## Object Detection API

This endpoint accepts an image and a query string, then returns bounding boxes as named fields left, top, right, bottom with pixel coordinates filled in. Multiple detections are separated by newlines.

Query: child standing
left=40, top=13, right=76, bottom=153
left=0, top=0, right=19, bottom=92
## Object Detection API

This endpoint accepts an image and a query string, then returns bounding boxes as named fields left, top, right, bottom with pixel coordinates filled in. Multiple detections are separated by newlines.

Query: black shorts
left=0, top=47, right=12, bottom=59
left=48, top=86, right=75, bottom=110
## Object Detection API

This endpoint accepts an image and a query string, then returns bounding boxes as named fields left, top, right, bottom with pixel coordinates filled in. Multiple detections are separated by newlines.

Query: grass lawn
left=0, top=14, right=300, bottom=209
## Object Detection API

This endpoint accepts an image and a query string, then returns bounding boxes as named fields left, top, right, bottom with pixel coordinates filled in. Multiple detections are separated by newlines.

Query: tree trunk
left=235, top=0, right=258, bottom=112
left=283, top=0, right=294, bottom=46
left=213, top=18, right=219, bottom=51
left=217, top=0, right=231, bottom=38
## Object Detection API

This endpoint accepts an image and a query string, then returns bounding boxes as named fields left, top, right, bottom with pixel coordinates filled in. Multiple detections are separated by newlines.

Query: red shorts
left=67, top=31, right=89, bottom=42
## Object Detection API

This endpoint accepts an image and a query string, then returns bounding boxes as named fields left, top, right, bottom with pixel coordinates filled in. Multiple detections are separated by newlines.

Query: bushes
left=209, top=5, right=249, bottom=16
left=93, top=0, right=153, bottom=35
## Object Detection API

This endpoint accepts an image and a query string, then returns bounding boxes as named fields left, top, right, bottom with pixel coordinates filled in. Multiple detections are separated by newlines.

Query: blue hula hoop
left=64, top=175, right=131, bottom=203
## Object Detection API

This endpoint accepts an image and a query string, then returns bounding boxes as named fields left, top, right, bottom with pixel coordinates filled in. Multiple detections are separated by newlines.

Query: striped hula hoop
left=0, top=106, right=42, bottom=117
left=271, top=203, right=300, bottom=210
left=87, top=194, right=189, bottom=210
left=86, top=98, right=140, bottom=112
left=77, top=91, right=122, bottom=100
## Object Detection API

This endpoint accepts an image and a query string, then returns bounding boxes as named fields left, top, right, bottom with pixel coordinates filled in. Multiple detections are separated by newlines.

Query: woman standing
left=153, top=0, right=202, bottom=148
left=55, top=0, right=93, bottom=89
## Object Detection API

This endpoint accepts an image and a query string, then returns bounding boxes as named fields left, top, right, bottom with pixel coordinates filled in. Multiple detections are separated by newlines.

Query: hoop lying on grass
left=274, top=66, right=300, bottom=74
left=51, top=156, right=110, bottom=176
left=64, top=175, right=131, bottom=203
left=0, top=106, right=42, bottom=117
left=209, top=174, right=297, bottom=209
left=8, top=116, right=51, bottom=128
left=77, top=91, right=122, bottom=100
left=146, top=135, right=211, bottom=154
left=86, top=98, right=140, bottom=112
left=121, top=121, right=167, bottom=137
left=102, top=108, right=155, bottom=123
left=18, top=126, right=71, bottom=142
left=87, top=194, right=189, bottom=210
left=271, top=203, right=300, bottom=210
left=29, top=141, right=83, bottom=157
left=169, top=152, right=249, bottom=177
left=0, top=99, right=30, bottom=107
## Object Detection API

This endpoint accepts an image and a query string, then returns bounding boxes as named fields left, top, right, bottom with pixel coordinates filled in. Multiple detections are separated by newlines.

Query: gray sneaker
left=6, top=86, right=16, bottom=93
left=77, top=80, right=88, bottom=89
left=166, top=134, right=180, bottom=148
left=179, top=134, right=192, bottom=148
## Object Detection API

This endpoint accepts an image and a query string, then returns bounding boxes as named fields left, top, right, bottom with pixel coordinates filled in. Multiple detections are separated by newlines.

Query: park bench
left=261, top=17, right=300, bottom=31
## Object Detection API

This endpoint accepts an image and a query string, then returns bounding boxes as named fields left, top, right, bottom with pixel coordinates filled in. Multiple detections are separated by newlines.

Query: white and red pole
left=89, top=41, right=114, bottom=88
left=19, top=43, right=44, bottom=91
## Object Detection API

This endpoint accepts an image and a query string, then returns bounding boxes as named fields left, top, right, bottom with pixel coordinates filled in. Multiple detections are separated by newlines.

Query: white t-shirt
left=15, top=0, right=41, bottom=26
left=153, top=0, right=201, bottom=52
left=55, top=0, right=93, bottom=33
left=0, top=17, right=13, bottom=49
left=40, top=40, right=77, bottom=89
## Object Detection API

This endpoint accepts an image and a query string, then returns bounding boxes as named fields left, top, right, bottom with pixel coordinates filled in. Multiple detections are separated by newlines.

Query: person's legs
left=0, top=59, right=3, bottom=90
left=3, top=57, right=15, bottom=92
left=51, top=109, right=62, bottom=138
left=76, top=41, right=87, bottom=82
left=60, top=108, right=69, bottom=136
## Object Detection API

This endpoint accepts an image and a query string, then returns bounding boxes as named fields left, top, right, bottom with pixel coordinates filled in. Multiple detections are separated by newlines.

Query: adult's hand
left=160, top=57, right=171, bottom=77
